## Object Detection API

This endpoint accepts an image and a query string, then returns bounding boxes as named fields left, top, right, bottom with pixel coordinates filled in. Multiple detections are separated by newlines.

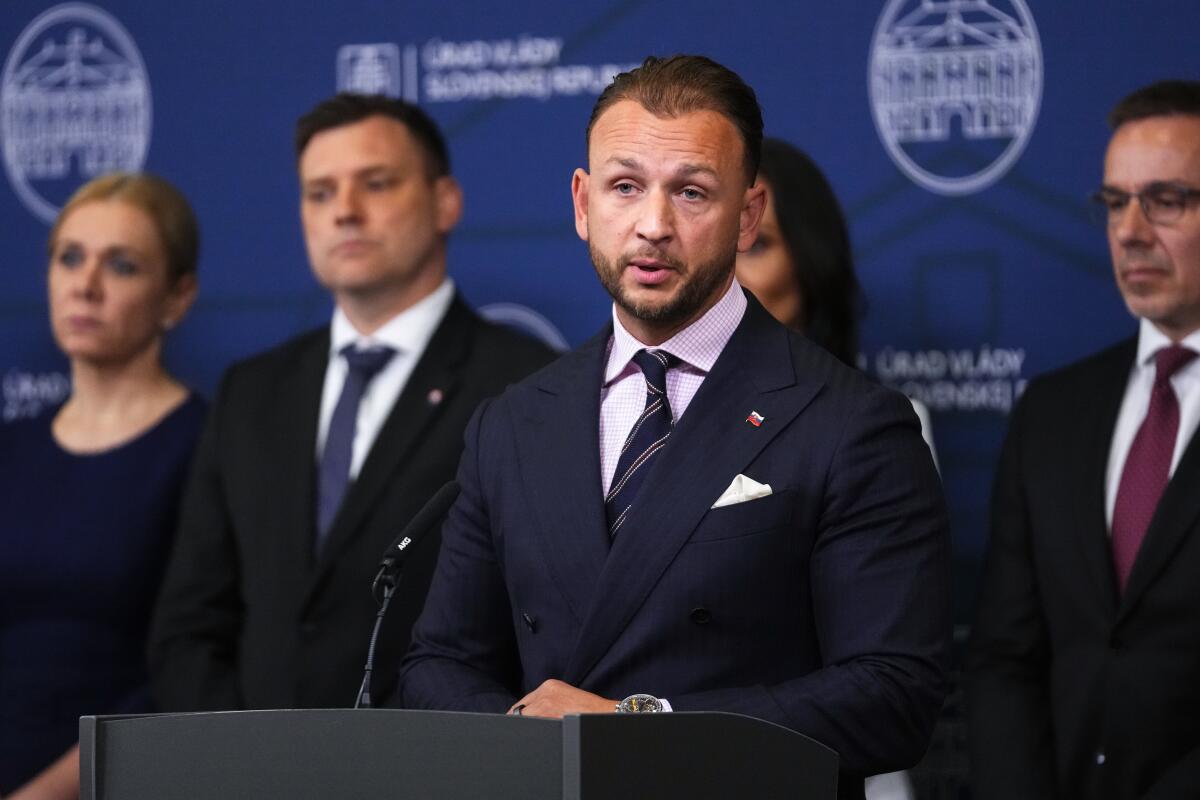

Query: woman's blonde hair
left=48, top=172, right=199, bottom=282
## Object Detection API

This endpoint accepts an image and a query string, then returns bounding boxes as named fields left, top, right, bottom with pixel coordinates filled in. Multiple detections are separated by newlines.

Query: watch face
left=620, top=694, right=662, bottom=713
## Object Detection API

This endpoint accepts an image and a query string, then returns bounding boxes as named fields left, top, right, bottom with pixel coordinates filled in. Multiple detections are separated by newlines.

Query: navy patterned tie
left=605, top=349, right=676, bottom=538
left=316, top=344, right=396, bottom=553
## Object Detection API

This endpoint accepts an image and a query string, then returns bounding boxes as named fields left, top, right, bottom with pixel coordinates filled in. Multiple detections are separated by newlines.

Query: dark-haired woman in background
left=736, top=139, right=935, bottom=800
left=737, top=137, right=937, bottom=466
left=0, top=173, right=205, bottom=799
left=737, top=137, right=861, bottom=366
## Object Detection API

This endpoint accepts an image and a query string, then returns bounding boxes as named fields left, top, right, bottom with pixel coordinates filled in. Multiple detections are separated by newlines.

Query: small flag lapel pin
left=746, top=410, right=765, bottom=427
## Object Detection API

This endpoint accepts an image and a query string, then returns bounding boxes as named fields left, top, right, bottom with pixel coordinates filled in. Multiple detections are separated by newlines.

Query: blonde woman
left=0, top=173, right=203, bottom=799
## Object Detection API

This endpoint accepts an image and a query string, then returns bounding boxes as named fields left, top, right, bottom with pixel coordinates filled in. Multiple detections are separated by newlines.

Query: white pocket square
left=711, top=474, right=773, bottom=508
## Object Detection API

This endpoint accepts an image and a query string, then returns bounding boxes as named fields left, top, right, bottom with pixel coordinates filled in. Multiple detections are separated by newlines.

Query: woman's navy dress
left=0, top=395, right=206, bottom=792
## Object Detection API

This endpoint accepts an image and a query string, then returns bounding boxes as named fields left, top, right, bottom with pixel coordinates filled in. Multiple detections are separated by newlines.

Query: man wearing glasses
left=968, top=80, right=1200, bottom=800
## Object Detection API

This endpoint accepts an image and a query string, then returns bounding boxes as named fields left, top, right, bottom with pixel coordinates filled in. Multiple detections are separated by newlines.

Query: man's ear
left=571, top=168, right=590, bottom=242
left=434, top=176, right=464, bottom=234
left=736, top=181, right=767, bottom=253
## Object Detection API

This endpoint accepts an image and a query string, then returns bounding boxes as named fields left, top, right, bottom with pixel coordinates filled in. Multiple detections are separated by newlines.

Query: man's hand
left=508, top=679, right=616, bottom=718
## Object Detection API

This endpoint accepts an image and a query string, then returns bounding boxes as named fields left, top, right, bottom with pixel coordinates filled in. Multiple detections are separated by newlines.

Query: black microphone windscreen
left=378, top=480, right=461, bottom=572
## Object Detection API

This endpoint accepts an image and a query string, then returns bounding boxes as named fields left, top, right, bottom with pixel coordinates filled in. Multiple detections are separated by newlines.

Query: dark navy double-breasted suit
left=400, top=295, right=950, bottom=790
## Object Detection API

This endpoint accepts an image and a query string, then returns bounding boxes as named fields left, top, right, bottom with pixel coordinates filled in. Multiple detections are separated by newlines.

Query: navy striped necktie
left=316, top=344, right=396, bottom=554
left=605, top=349, right=677, bottom=538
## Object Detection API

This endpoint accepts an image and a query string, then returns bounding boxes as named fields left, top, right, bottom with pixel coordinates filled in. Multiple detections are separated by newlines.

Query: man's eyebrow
left=1103, top=179, right=1195, bottom=189
left=356, top=164, right=396, bottom=177
left=605, top=156, right=642, bottom=171
left=603, top=156, right=718, bottom=180
left=301, top=164, right=398, bottom=186
left=676, top=163, right=719, bottom=180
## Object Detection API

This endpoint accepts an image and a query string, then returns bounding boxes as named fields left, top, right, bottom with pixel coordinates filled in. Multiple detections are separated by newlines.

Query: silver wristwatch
left=615, top=693, right=663, bottom=713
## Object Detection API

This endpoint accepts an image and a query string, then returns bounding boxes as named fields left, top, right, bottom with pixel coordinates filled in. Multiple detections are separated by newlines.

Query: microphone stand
left=352, top=480, right=460, bottom=709
left=354, top=567, right=397, bottom=709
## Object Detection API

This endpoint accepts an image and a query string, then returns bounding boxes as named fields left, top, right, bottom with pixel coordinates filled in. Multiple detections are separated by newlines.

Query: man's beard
left=589, top=243, right=734, bottom=328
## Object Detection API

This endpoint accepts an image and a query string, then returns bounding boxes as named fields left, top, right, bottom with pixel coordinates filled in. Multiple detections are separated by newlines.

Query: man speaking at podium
left=399, top=55, right=950, bottom=794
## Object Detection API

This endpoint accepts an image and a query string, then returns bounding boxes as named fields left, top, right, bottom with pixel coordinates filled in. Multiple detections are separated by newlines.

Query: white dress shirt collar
left=1104, top=318, right=1200, bottom=530
left=316, top=278, right=456, bottom=479
left=1135, top=317, right=1200, bottom=366
left=329, top=277, right=456, bottom=358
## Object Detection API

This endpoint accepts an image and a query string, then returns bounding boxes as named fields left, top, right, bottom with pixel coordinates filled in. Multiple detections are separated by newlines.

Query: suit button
left=690, top=607, right=712, bottom=625
left=300, top=622, right=318, bottom=639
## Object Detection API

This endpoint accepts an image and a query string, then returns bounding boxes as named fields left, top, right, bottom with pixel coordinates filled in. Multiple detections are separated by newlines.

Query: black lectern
left=80, top=709, right=838, bottom=798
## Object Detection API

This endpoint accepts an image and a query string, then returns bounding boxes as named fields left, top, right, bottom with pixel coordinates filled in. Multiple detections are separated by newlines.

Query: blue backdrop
left=3, top=0, right=1196, bottom=621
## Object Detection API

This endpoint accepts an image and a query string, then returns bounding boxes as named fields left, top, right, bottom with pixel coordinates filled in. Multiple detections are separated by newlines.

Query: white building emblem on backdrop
left=868, top=0, right=1042, bottom=196
left=335, top=36, right=632, bottom=105
left=1, top=3, right=152, bottom=223
left=337, top=44, right=419, bottom=102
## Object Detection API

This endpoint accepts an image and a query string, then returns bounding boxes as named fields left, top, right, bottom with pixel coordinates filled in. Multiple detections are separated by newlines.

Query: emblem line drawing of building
left=4, top=28, right=149, bottom=180
left=868, top=0, right=1042, bottom=195
left=2, top=3, right=151, bottom=222
left=872, top=0, right=1040, bottom=144
left=337, top=43, right=402, bottom=98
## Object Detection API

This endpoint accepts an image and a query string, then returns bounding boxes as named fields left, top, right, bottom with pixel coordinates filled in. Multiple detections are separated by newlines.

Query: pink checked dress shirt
left=598, top=278, right=748, bottom=494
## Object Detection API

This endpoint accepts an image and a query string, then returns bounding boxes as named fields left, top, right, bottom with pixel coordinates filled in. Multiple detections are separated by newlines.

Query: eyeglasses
left=1090, top=181, right=1200, bottom=227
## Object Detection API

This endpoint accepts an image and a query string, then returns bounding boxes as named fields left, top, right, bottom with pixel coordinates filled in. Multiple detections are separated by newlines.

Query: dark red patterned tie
left=1111, top=345, right=1197, bottom=592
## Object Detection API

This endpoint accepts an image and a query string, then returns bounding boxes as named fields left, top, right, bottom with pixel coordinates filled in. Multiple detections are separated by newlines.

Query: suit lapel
left=1073, top=340, right=1136, bottom=620
left=563, top=300, right=821, bottom=685
left=1119, top=401, right=1200, bottom=620
left=306, top=296, right=476, bottom=596
left=271, top=331, right=329, bottom=576
left=514, top=329, right=612, bottom=625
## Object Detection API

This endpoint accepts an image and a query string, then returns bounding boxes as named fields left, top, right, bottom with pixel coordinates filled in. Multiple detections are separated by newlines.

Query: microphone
left=356, top=480, right=460, bottom=709
left=376, top=480, right=461, bottom=583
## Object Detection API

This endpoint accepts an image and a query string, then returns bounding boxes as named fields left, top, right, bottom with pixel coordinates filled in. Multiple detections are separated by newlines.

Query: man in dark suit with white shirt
left=968, top=80, right=1200, bottom=800
left=148, top=93, right=553, bottom=711
left=398, top=55, right=951, bottom=799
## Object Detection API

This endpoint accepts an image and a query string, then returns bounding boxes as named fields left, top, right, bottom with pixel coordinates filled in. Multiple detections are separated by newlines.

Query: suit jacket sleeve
left=665, top=386, right=952, bottom=776
left=148, top=373, right=244, bottom=711
left=965, top=387, right=1058, bottom=799
left=398, top=398, right=523, bottom=711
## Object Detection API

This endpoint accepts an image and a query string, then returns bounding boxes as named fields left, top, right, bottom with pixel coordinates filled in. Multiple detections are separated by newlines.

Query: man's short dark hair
left=295, top=93, right=451, bottom=177
left=587, top=55, right=763, bottom=184
left=1109, top=80, right=1200, bottom=130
